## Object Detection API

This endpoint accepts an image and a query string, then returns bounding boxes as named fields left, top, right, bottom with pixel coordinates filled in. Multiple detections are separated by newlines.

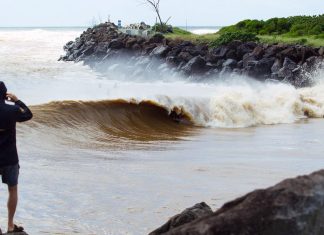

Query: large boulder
left=222, top=59, right=237, bottom=69
left=182, top=56, right=206, bottom=75
left=236, top=42, right=256, bottom=60
left=243, top=57, right=275, bottom=78
left=125, top=37, right=138, bottom=48
left=278, top=57, right=297, bottom=79
left=154, top=170, right=324, bottom=235
left=177, top=51, right=194, bottom=62
left=3, top=232, right=28, bottom=235
left=107, top=38, right=124, bottom=49
left=271, top=58, right=282, bottom=74
left=150, top=45, right=171, bottom=58
left=210, top=46, right=230, bottom=60
left=149, top=202, right=212, bottom=235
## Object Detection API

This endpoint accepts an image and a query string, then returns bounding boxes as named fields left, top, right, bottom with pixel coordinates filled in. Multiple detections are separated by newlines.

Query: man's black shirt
left=0, top=82, right=33, bottom=167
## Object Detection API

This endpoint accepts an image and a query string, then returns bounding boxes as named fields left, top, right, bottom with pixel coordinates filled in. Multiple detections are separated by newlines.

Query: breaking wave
left=24, top=78, right=324, bottom=143
left=24, top=100, right=194, bottom=148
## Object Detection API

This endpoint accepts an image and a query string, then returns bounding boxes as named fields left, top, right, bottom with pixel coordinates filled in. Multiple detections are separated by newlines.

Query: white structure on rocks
left=119, top=22, right=154, bottom=37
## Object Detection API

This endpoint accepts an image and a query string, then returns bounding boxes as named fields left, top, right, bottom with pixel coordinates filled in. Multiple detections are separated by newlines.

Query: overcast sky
left=1, top=0, right=323, bottom=27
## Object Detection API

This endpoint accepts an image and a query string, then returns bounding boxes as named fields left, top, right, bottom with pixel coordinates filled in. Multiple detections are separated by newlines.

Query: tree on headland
left=143, top=0, right=171, bottom=33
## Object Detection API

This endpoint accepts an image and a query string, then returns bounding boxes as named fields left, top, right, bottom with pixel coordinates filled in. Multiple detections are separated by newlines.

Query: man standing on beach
left=0, top=81, right=33, bottom=234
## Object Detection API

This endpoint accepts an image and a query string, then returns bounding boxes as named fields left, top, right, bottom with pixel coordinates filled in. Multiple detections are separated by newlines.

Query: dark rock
left=74, top=38, right=84, bottom=49
left=143, top=43, right=158, bottom=54
left=236, top=43, right=254, bottom=60
left=271, top=59, right=282, bottom=74
left=166, top=56, right=181, bottom=66
left=150, top=45, right=170, bottom=58
left=283, top=57, right=297, bottom=70
left=225, top=49, right=237, bottom=60
left=63, top=41, right=74, bottom=51
left=251, top=45, right=264, bottom=59
left=167, top=47, right=182, bottom=57
left=3, top=232, right=29, bottom=235
left=59, top=22, right=323, bottom=87
left=255, top=57, right=276, bottom=74
left=159, top=170, right=324, bottom=235
left=132, top=43, right=141, bottom=51
left=94, top=42, right=109, bottom=56
left=306, top=56, right=318, bottom=65
left=226, top=40, right=243, bottom=50
left=177, top=52, right=194, bottom=62
left=242, top=57, right=275, bottom=79
left=182, top=56, right=206, bottom=75
left=149, top=202, right=212, bottom=235
left=205, top=62, right=217, bottom=71
left=222, top=59, right=237, bottom=69
left=108, top=39, right=124, bottom=49
left=305, top=56, right=319, bottom=69
left=215, top=59, right=225, bottom=69
left=83, top=46, right=95, bottom=56
left=148, top=33, right=165, bottom=44
left=125, top=37, right=138, bottom=48
left=237, top=60, right=243, bottom=69
left=232, top=68, right=242, bottom=75
left=205, top=52, right=219, bottom=64
left=278, top=57, right=297, bottom=78
left=182, top=45, right=207, bottom=57
left=278, top=47, right=298, bottom=62
left=220, top=66, right=233, bottom=76
left=242, top=53, right=257, bottom=67
left=319, top=47, right=324, bottom=56
left=245, top=41, right=257, bottom=49
left=264, top=44, right=285, bottom=58
left=179, top=41, right=194, bottom=48
left=211, top=46, right=229, bottom=59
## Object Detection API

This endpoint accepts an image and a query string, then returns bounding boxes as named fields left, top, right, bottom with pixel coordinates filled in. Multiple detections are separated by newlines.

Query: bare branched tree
left=145, top=0, right=163, bottom=27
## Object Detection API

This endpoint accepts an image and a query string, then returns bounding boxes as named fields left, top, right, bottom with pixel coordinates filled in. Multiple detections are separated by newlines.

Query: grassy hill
left=165, top=15, right=324, bottom=47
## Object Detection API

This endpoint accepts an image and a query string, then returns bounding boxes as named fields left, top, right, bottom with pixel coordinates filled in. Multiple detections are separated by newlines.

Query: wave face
left=23, top=100, right=194, bottom=149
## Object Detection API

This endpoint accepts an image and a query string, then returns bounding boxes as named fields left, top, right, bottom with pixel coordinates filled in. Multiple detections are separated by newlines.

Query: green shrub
left=219, top=14, right=324, bottom=37
left=315, top=33, right=324, bottom=39
left=210, top=32, right=259, bottom=47
left=297, top=38, right=308, bottom=45
left=152, top=23, right=173, bottom=33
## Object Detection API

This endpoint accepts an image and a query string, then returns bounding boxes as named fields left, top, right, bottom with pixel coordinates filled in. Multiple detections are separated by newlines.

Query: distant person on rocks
left=0, top=81, right=33, bottom=234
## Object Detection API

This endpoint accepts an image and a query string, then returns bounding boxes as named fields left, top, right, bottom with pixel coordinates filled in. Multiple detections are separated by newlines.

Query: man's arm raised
left=6, top=93, right=33, bottom=122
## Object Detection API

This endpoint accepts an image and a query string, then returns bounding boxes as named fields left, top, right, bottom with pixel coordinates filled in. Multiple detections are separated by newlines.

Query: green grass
left=258, top=35, right=324, bottom=47
left=165, top=28, right=324, bottom=47
left=166, top=27, right=220, bottom=44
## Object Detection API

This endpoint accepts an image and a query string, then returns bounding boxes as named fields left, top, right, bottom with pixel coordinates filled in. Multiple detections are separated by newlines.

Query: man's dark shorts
left=0, top=164, right=19, bottom=187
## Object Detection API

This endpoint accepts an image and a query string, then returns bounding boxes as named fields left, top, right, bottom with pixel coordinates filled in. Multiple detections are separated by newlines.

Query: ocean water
left=0, top=28, right=324, bottom=234
left=179, top=26, right=220, bottom=35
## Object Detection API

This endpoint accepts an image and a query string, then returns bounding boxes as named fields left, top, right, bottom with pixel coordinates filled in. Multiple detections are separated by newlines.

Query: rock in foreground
left=149, top=202, right=213, bottom=235
left=3, top=232, right=28, bottom=235
left=151, top=170, right=324, bottom=235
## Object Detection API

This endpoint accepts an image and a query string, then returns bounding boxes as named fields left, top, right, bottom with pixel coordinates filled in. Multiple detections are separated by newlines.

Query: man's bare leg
left=7, top=185, right=18, bottom=232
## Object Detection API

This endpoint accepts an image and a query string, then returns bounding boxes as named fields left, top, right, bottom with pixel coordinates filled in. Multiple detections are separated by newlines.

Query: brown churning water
left=25, top=99, right=196, bottom=149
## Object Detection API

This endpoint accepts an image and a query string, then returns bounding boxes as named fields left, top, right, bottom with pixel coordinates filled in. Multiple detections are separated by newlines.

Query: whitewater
left=0, top=28, right=324, bottom=235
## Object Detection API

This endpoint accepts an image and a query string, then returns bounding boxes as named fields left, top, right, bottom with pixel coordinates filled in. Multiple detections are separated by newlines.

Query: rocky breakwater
left=60, top=22, right=324, bottom=87
left=150, top=170, right=324, bottom=235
